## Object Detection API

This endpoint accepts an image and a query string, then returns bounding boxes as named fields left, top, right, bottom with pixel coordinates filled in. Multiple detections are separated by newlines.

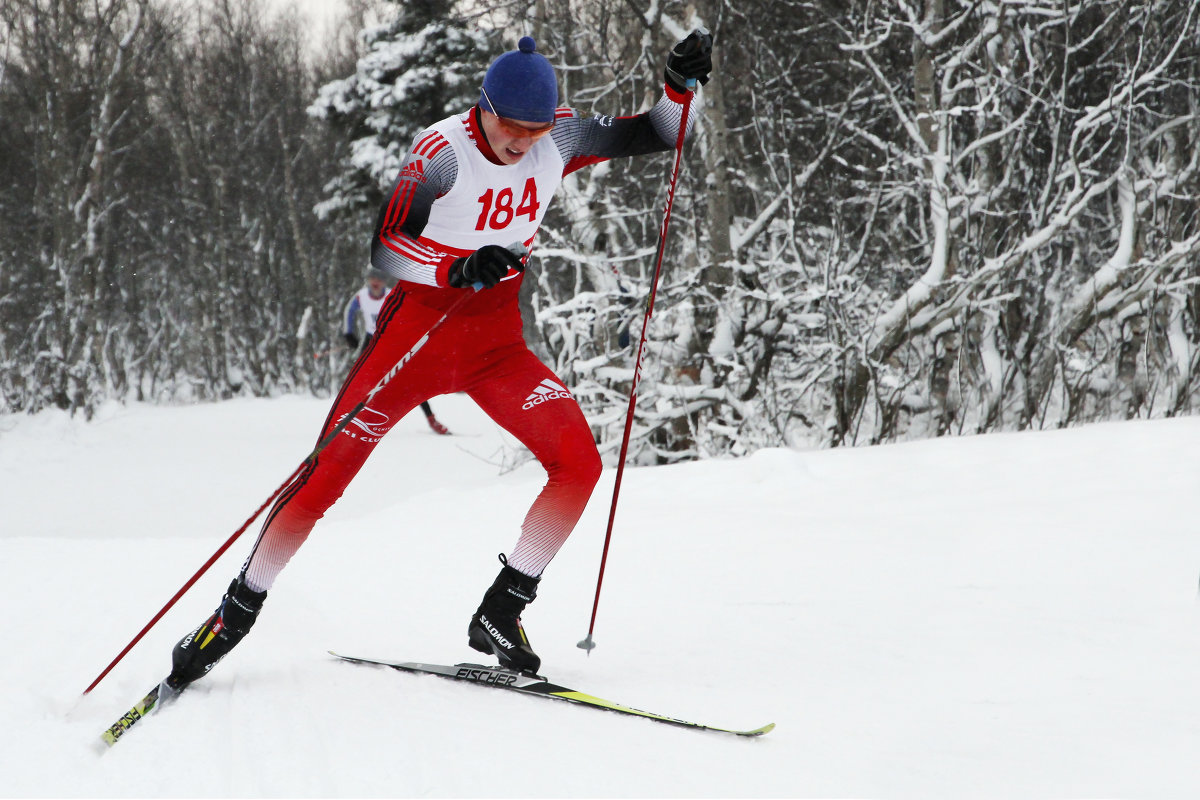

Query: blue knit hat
left=480, top=36, right=558, bottom=123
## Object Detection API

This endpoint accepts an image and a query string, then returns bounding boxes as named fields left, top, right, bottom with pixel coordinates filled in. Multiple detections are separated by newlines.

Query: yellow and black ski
left=330, top=652, right=774, bottom=737
left=99, top=679, right=181, bottom=748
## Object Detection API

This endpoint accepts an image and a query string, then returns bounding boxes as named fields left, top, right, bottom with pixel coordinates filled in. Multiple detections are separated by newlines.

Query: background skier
left=344, top=268, right=450, bottom=435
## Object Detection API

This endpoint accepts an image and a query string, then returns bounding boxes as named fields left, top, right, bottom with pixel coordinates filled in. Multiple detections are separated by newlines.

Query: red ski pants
left=241, top=288, right=602, bottom=590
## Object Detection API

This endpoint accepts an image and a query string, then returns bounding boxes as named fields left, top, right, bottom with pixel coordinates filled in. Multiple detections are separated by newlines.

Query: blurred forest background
left=1, top=0, right=1197, bottom=462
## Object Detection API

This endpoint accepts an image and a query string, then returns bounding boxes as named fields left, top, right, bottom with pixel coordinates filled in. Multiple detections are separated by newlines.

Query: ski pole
left=81, top=251, right=525, bottom=695
left=578, top=79, right=697, bottom=653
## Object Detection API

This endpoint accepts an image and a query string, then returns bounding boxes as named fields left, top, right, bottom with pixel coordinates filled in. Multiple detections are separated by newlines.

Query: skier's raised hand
left=665, top=28, right=714, bottom=92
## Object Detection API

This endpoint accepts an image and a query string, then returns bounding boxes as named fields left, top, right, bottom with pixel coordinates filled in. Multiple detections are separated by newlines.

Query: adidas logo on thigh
left=522, top=378, right=573, bottom=410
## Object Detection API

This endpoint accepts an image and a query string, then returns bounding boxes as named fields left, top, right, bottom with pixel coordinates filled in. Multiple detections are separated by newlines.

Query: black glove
left=665, top=28, right=713, bottom=92
left=447, top=244, right=525, bottom=289
left=344, top=332, right=359, bottom=350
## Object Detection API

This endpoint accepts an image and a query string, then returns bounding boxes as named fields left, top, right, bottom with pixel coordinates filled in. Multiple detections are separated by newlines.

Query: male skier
left=166, top=30, right=714, bottom=687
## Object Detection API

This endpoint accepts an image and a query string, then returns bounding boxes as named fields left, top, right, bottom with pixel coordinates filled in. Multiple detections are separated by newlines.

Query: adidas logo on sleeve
left=522, top=378, right=573, bottom=410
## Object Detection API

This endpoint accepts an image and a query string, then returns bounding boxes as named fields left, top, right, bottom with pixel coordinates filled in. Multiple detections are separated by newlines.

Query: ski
left=99, top=679, right=180, bottom=748
left=330, top=652, right=774, bottom=737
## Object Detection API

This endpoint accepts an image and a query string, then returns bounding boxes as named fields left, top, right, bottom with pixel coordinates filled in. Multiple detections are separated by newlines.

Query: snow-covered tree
left=0, top=0, right=362, bottom=414
left=307, top=0, right=489, bottom=219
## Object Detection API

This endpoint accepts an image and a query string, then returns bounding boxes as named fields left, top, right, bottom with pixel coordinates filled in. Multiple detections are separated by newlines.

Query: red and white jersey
left=371, top=84, right=698, bottom=294
left=378, top=111, right=566, bottom=286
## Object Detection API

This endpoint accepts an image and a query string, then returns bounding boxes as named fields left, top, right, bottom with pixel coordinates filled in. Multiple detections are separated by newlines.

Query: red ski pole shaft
left=82, top=288, right=480, bottom=694
left=579, top=84, right=695, bottom=652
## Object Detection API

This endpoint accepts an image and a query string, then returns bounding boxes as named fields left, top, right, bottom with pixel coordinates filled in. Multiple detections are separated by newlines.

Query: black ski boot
left=166, top=575, right=267, bottom=691
left=468, top=556, right=541, bottom=674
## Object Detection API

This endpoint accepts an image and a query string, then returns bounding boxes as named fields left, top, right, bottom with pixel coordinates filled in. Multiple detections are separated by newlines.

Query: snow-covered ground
left=2, top=394, right=1199, bottom=797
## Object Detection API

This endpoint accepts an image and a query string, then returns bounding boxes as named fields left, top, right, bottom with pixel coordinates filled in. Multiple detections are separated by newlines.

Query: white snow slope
left=2, top=394, right=1198, bottom=798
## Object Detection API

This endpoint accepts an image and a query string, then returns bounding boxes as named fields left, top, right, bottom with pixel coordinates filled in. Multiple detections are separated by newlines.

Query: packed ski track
left=2, top=394, right=1199, bottom=797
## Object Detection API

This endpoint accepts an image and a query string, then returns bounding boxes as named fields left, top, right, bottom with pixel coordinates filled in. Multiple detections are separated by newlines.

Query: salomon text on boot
left=468, top=556, right=541, bottom=675
left=166, top=575, right=267, bottom=691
